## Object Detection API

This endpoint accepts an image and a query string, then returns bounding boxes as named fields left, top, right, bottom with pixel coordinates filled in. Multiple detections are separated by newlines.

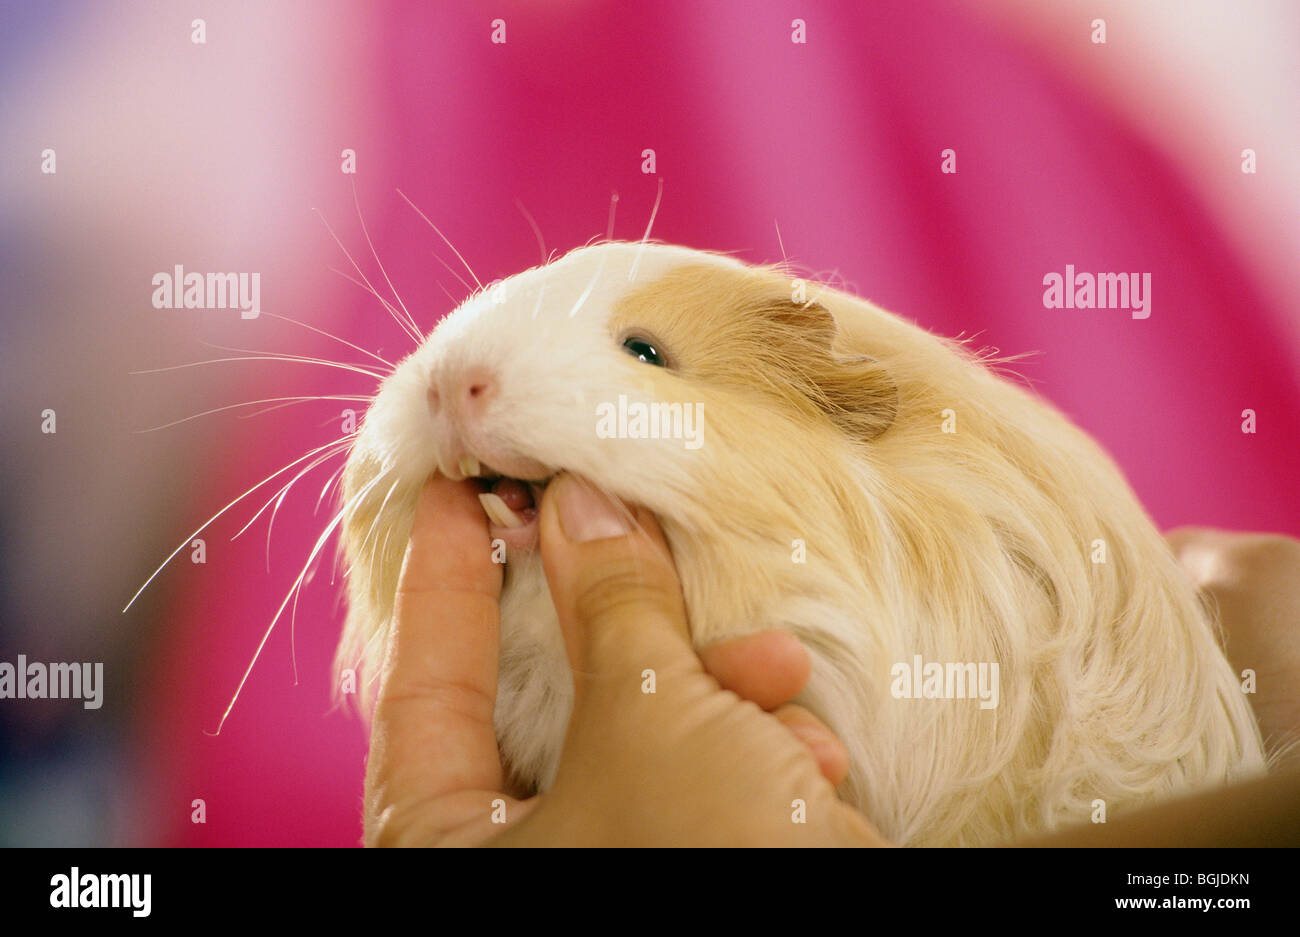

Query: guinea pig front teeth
left=478, top=492, right=524, bottom=528
left=458, top=454, right=482, bottom=478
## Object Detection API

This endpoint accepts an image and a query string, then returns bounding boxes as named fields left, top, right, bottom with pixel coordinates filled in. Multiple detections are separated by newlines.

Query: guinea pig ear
left=760, top=296, right=898, bottom=441
left=760, top=295, right=839, bottom=349
left=812, top=351, right=898, bottom=441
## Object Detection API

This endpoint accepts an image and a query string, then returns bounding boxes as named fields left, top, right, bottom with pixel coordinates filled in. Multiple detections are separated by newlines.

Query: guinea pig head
left=335, top=242, right=899, bottom=710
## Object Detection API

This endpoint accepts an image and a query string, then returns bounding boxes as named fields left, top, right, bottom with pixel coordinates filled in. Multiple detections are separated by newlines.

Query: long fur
left=335, top=242, right=1265, bottom=845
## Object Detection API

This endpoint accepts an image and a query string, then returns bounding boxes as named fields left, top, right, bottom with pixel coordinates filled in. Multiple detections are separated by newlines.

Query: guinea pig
left=335, top=240, right=1266, bottom=846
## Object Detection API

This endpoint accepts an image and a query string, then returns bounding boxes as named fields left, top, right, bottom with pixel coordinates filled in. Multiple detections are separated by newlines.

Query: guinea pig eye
left=621, top=335, right=666, bottom=367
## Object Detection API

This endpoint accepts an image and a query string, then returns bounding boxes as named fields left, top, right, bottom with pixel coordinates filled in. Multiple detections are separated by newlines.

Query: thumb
left=537, top=472, right=700, bottom=712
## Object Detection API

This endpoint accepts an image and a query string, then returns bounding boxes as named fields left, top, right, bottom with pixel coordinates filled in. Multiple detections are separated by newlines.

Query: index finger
left=365, top=473, right=505, bottom=829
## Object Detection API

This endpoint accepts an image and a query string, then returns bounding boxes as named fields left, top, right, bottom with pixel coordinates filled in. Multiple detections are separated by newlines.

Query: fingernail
left=556, top=475, right=633, bottom=542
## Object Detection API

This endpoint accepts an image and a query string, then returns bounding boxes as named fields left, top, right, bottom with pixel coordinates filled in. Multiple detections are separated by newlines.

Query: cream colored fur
left=335, top=242, right=1265, bottom=845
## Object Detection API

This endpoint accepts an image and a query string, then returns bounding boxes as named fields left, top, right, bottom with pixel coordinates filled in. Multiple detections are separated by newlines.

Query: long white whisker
left=774, top=218, right=788, bottom=263
left=134, top=395, right=371, bottom=434
left=197, top=338, right=378, bottom=370
left=238, top=396, right=372, bottom=422
left=351, top=178, right=423, bottom=339
left=122, top=434, right=356, bottom=612
left=232, top=441, right=354, bottom=542
left=131, top=355, right=385, bottom=381
left=436, top=280, right=462, bottom=308
left=606, top=191, right=619, bottom=242
left=264, top=447, right=347, bottom=557
left=207, top=472, right=384, bottom=736
left=259, top=445, right=352, bottom=574
left=258, top=311, right=395, bottom=371
left=325, top=265, right=428, bottom=344
left=515, top=198, right=547, bottom=267
left=628, top=176, right=664, bottom=282
left=289, top=565, right=305, bottom=685
left=429, top=251, right=474, bottom=297
left=396, top=188, right=485, bottom=291
left=315, top=462, right=348, bottom=514
left=315, top=207, right=424, bottom=346
left=208, top=341, right=388, bottom=381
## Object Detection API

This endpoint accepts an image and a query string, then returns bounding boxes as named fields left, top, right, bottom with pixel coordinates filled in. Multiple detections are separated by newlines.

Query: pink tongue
left=491, top=478, right=535, bottom=512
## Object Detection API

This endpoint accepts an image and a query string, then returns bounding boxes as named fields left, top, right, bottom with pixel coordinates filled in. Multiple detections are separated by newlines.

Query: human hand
left=1166, top=526, right=1300, bottom=756
left=362, top=471, right=883, bottom=847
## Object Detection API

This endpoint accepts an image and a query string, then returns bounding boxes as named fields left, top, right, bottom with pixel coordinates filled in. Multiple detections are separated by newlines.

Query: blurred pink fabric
left=139, top=0, right=1299, bottom=845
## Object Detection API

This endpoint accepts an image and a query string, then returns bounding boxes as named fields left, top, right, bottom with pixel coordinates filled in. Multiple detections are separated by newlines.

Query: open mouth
left=459, top=454, right=553, bottom=552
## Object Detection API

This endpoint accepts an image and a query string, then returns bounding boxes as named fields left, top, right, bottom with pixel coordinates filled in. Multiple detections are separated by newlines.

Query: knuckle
left=366, top=800, right=421, bottom=842
left=364, top=804, right=407, bottom=849
left=378, top=675, right=496, bottom=726
left=570, top=559, right=681, bottom=627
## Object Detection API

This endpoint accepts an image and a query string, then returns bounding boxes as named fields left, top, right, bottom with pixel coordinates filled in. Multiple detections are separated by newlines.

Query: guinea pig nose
left=460, top=367, right=496, bottom=408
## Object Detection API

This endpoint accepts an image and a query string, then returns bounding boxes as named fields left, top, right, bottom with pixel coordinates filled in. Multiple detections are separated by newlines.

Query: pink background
left=1, top=0, right=1295, bottom=845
